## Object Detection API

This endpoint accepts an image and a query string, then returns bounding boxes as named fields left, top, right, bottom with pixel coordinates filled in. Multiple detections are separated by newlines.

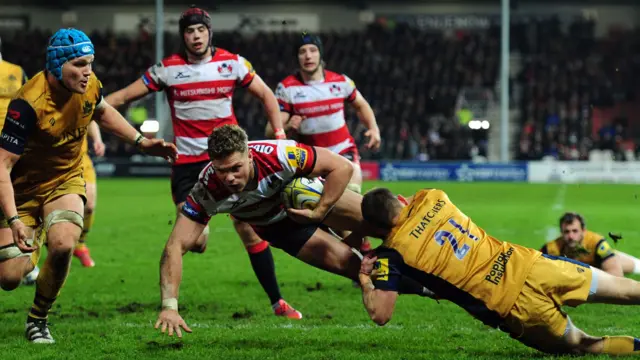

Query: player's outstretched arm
left=104, top=78, right=151, bottom=109
left=359, top=255, right=398, bottom=326
left=155, top=213, right=205, bottom=337
left=287, top=147, right=353, bottom=224
left=92, top=101, right=177, bottom=163
left=247, top=75, right=286, bottom=139
left=349, top=92, right=380, bottom=150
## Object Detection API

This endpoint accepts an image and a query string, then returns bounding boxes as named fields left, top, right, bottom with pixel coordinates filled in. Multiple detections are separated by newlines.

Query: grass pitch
left=1, top=179, right=639, bottom=359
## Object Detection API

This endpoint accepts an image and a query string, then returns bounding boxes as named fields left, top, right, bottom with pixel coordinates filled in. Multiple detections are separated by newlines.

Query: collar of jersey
left=298, top=69, right=326, bottom=85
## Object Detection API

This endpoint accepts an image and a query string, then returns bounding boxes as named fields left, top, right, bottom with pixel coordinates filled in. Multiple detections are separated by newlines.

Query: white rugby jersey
left=275, top=70, right=358, bottom=156
left=182, top=140, right=317, bottom=226
left=142, top=48, right=255, bottom=165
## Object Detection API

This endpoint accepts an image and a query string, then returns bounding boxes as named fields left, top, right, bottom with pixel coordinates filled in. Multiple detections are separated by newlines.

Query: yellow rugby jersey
left=1, top=71, right=103, bottom=187
left=541, top=230, right=615, bottom=267
left=372, top=189, right=541, bottom=326
left=0, top=60, right=28, bottom=126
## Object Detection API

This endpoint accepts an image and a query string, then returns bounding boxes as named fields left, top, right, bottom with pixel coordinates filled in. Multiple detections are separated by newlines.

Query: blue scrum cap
left=46, top=28, right=94, bottom=80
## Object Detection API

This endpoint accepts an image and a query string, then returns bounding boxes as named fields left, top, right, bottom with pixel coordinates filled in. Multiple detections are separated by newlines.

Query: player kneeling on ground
left=541, top=212, right=640, bottom=277
left=358, top=187, right=640, bottom=356
left=154, top=125, right=430, bottom=337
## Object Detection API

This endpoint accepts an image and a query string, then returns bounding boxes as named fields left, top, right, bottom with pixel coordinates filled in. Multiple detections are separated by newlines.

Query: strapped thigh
left=1, top=210, right=84, bottom=264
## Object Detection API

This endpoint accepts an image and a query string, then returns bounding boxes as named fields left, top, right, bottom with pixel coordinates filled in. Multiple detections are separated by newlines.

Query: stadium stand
left=514, top=18, right=640, bottom=161
left=1, top=23, right=498, bottom=160
left=3, top=19, right=636, bottom=161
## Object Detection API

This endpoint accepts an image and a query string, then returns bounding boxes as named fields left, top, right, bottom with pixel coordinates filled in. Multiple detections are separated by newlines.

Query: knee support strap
left=43, top=210, right=84, bottom=232
left=0, top=210, right=83, bottom=263
left=0, top=243, right=31, bottom=261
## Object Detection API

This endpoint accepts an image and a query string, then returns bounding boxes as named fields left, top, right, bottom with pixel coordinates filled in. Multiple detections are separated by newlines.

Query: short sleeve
left=540, top=244, right=548, bottom=254
left=236, top=55, right=256, bottom=88
left=371, top=247, right=403, bottom=292
left=181, top=182, right=213, bottom=225
left=343, top=74, right=357, bottom=102
left=595, top=239, right=615, bottom=263
left=275, top=82, right=292, bottom=113
left=95, top=78, right=104, bottom=108
left=142, top=61, right=168, bottom=92
left=281, top=142, right=317, bottom=177
left=1, top=99, right=37, bottom=155
left=21, top=68, right=28, bottom=84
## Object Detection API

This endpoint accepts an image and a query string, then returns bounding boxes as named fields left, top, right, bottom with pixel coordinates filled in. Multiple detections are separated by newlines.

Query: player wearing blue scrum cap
left=0, top=28, right=177, bottom=344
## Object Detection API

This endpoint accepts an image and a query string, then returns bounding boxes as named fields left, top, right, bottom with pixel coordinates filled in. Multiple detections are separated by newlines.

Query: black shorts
left=171, top=161, right=209, bottom=205
left=252, top=217, right=320, bottom=256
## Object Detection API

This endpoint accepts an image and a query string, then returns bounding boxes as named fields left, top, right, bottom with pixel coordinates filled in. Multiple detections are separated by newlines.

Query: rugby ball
left=281, top=177, right=324, bottom=210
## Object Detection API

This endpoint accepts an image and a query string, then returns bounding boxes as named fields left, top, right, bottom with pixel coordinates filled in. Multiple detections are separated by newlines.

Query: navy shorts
left=170, top=161, right=209, bottom=205
left=252, top=217, right=320, bottom=256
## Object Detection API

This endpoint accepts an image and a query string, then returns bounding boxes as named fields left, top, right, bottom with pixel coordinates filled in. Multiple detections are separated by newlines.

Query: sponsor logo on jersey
left=374, top=258, right=389, bottom=281
left=248, top=144, right=274, bottom=154
left=243, top=58, right=255, bottom=75
left=286, top=146, right=308, bottom=169
left=1, top=132, right=19, bottom=145
left=408, top=199, right=447, bottom=239
left=7, top=109, right=20, bottom=120
left=484, top=247, right=515, bottom=285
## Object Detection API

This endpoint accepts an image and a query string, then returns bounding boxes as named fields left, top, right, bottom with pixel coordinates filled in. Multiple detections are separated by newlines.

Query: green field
left=1, top=180, right=640, bottom=359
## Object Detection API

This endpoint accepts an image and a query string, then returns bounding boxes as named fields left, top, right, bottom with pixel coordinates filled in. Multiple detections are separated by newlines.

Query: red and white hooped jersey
left=142, top=48, right=255, bottom=165
left=275, top=70, right=358, bottom=156
left=182, top=140, right=317, bottom=226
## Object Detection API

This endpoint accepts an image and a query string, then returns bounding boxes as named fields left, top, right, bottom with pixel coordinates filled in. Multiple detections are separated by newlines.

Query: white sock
left=633, top=258, right=640, bottom=274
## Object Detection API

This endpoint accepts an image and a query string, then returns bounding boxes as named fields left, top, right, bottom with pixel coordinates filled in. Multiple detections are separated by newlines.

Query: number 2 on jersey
left=433, top=218, right=478, bottom=260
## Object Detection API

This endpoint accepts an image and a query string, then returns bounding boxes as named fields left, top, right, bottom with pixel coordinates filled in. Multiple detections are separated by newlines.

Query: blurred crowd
left=1, top=18, right=638, bottom=161
left=1, top=24, right=497, bottom=160
left=512, top=19, right=640, bottom=161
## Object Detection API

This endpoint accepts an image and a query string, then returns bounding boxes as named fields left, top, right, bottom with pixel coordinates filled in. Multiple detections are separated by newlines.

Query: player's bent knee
left=0, top=257, right=32, bottom=291
left=44, top=210, right=84, bottom=252
left=0, top=277, right=21, bottom=291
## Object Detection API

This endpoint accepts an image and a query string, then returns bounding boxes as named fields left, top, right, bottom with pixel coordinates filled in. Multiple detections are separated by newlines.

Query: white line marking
left=545, top=184, right=567, bottom=240
left=121, top=322, right=416, bottom=330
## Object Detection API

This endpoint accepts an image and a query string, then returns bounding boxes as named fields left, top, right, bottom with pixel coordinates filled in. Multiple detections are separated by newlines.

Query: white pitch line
left=121, top=322, right=413, bottom=330
left=545, top=184, right=567, bottom=240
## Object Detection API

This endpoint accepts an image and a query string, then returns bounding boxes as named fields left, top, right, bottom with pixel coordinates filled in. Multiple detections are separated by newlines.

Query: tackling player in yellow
left=541, top=212, right=640, bottom=277
left=0, top=28, right=176, bottom=344
left=357, top=187, right=640, bottom=355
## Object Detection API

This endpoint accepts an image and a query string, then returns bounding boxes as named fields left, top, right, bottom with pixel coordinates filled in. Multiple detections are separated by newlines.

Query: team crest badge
left=329, top=84, right=341, bottom=96
left=82, top=100, right=93, bottom=117
left=217, top=63, right=233, bottom=77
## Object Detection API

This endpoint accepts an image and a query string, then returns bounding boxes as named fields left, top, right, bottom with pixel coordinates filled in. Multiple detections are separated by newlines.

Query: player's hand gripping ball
left=281, top=177, right=324, bottom=210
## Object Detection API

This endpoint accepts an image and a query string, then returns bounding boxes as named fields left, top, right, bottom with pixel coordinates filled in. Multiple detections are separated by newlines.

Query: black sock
left=398, top=276, right=427, bottom=296
left=248, top=242, right=282, bottom=306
